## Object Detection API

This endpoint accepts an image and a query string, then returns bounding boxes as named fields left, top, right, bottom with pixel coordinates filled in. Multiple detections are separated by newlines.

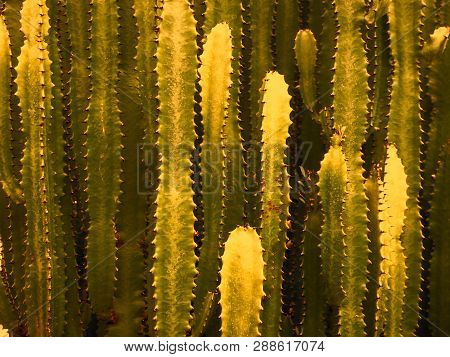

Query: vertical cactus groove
left=0, top=15, right=22, bottom=202
left=194, top=23, right=232, bottom=326
left=318, top=138, right=347, bottom=312
left=295, top=29, right=318, bottom=112
left=377, top=145, right=408, bottom=336
left=429, top=143, right=450, bottom=336
left=333, top=0, right=369, bottom=336
left=246, top=0, right=274, bottom=228
left=388, top=0, right=423, bottom=335
left=65, top=0, right=90, bottom=329
left=259, top=72, right=291, bottom=337
left=203, top=0, right=245, bottom=240
left=153, top=0, right=198, bottom=336
left=108, top=0, right=146, bottom=337
left=219, top=227, right=264, bottom=337
left=86, top=0, right=120, bottom=318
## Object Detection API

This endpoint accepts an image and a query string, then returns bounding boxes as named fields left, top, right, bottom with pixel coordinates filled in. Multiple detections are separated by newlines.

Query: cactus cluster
left=0, top=0, right=449, bottom=337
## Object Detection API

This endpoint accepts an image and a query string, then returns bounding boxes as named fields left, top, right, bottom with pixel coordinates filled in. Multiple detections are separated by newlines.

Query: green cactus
left=429, top=142, right=450, bottom=336
left=318, top=137, right=347, bottom=318
left=333, top=0, right=369, bottom=336
left=193, top=22, right=232, bottom=328
left=134, top=0, right=162, bottom=337
left=219, top=226, right=264, bottom=337
left=258, top=71, right=291, bottom=336
left=246, top=0, right=274, bottom=228
left=153, top=0, right=198, bottom=336
left=0, top=14, right=22, bottom=202
left=294, top=29, right=318, bottom=112
left=0, top=0, right=448, bottom=339
left=203, top=0, right=245, bottom=240
left=387, top=0, right=423, bottom=335
left=85, top=0, right=121, bottom=320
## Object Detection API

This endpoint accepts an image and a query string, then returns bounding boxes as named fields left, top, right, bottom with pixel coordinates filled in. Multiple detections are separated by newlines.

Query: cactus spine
left=219, top=227, right=264, bottom=337
left=259, top=71, right=291, bottom=336
left=153, top=0, right=198, bottom=336
left=194, top=23, right=232, bottom=327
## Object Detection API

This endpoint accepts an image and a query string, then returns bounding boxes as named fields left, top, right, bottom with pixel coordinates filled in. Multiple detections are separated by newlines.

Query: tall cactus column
left=15, top=0, right=67, bottom=337
left=259, top=71, right=291, bottom=336
left=153, top=0, right=198, bottom=336
left=86, top=0, right=121, bottom=319
left=387, top=0, right=423, bottom=335
left=333, top=0, right=369, bottom=336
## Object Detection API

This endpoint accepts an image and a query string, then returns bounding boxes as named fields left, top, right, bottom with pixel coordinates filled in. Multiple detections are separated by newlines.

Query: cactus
left=194, top=22, right=232, bottom=326
left=258, top=71, right=291, bottom=336
left=0, top=0, right=448, bottom=338
left=0, top=14, right=22, bottom=202
left=85, top=0, right=121, bottom=320
left=376, top=145, right=408, bottom=336
left=153, top=0, right=198, bottom=337
left=429, top=143, right=450, bottom=336
left=333, top=0, right=369, bottom=336
left=318, top=137, right=347, bottom=321
left=294, top=29, right=318, bottom=112
left=219, top=226, right=264, bottom=337
left=387, top=0, right=423, bottom=336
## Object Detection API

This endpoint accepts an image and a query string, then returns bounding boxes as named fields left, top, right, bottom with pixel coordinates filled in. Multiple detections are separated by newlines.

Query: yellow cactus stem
left=376, top=145, right=408, bottom=336
left=194, top=22, right=232, bottom=331
left=153, top=0, right=198, bottom=336
left=219, top=227, right=264, bottom=337
left=318, top=135, right=347, bottom=325
left=259, top=71, right=291, bottom=336
left=333, top=0, right=370, bottom=336
left=0, top=14, right=23, bottom=202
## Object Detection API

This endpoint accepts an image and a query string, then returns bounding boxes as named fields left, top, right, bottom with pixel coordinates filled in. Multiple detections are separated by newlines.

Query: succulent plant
left=0, top=0, right=448, bottom=337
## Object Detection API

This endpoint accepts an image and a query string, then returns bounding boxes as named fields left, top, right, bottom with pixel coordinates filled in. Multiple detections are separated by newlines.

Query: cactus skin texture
left=219, top=226, right=264, bottom=337
left=294, top=29, right=318, bottom=112
left=376, top=145, right=408, bottom=337
left=387, top=0, right=423, bottom=336
left=429, top=143, right=450, bottom=336
left=194, top=23, right=232, bottom=328
left=333, top=0, right=369, bottom=336
left=86, top=0, right=121, bottom=319
left=258, top=71, right=291, bottom=337
left=153, top=0, right=198, bottom=337
left=318, top=137, right=347, bottom=315
left=0, top=15, right=22, bottom=203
